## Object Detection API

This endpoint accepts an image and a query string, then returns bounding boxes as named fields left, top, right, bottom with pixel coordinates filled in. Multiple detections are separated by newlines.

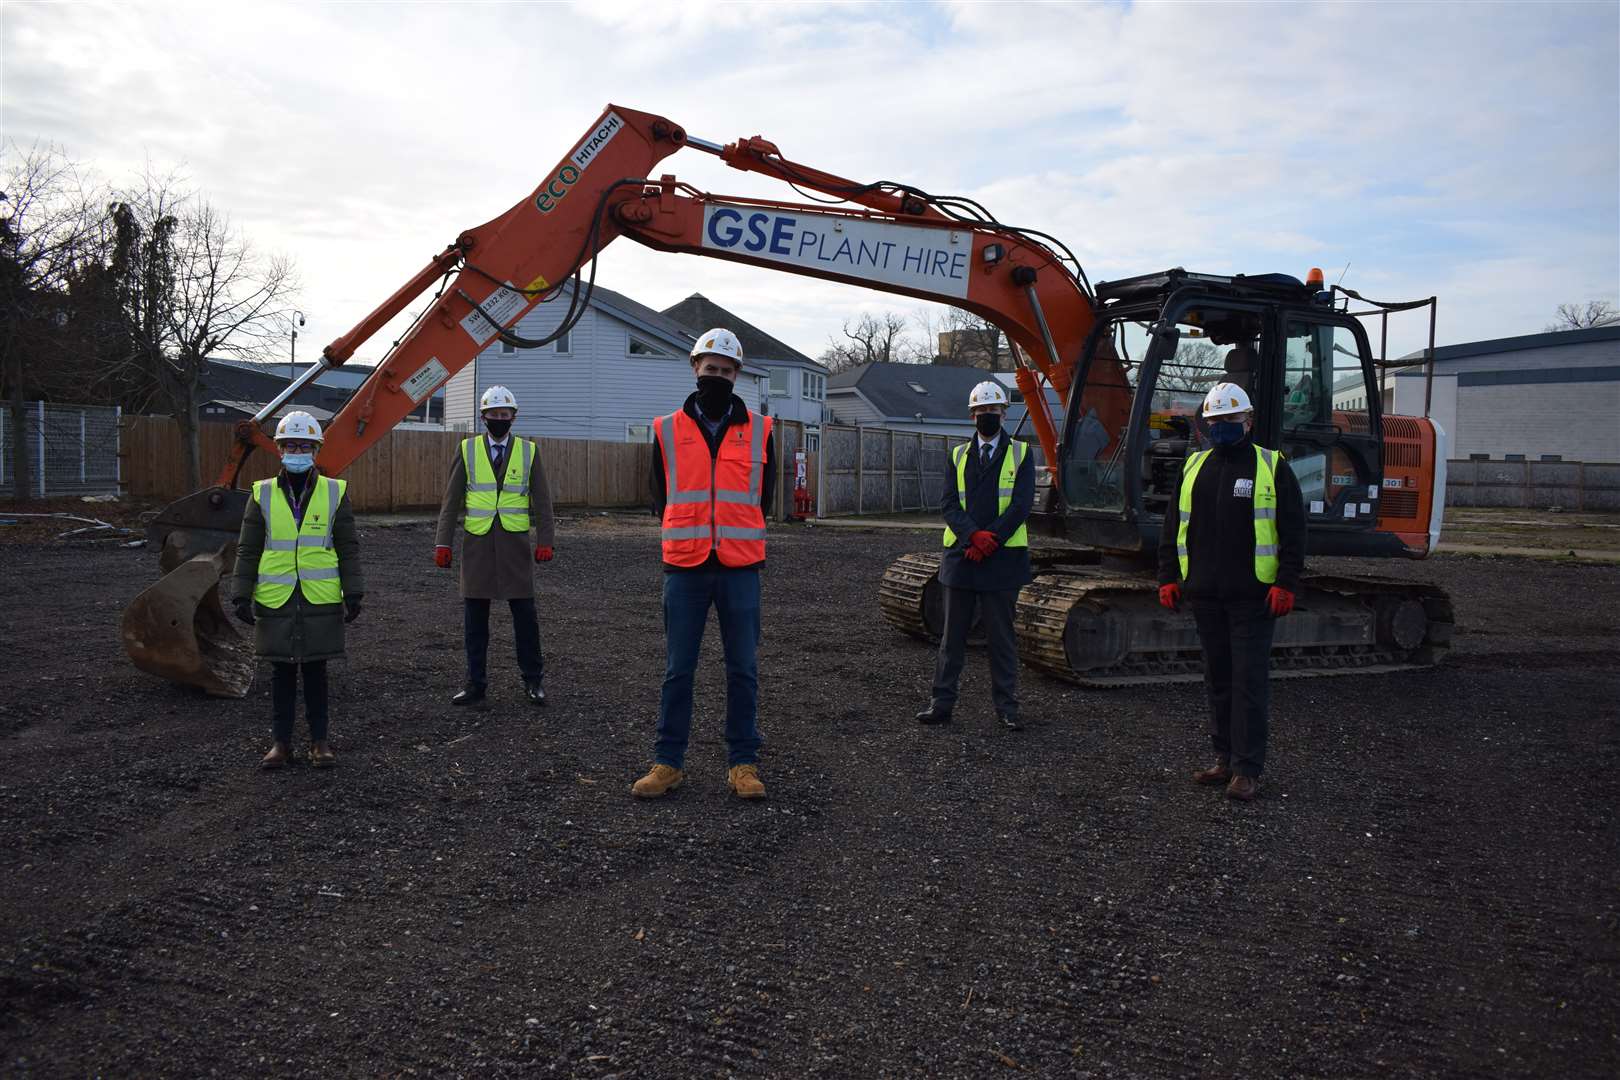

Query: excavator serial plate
left=880, top=551, right=1453, bottom=688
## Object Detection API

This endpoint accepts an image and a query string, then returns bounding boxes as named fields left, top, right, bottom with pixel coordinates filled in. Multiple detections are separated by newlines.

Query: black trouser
left=271, top=660, right=329, bottom=744
left=930, top=586, right=1020, bottom=719
left=1190, top=594, right=1276, bottom=778
left=464, top=597, right=544, bottom=687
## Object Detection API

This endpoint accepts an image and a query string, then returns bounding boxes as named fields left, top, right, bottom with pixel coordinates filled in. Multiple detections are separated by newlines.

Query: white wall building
left=1391, top=325, right=1620, bottom=462
left=444, top=281, right=766, bottom=441
left=661, top=293, right=829, bottom=429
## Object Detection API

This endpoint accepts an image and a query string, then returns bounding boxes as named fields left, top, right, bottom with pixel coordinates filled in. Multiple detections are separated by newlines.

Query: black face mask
left=695, top=375, right=733, bottom=418
left=975, top=413, right=1002, bottom=438
left=484, top=418, right=512, bottom=439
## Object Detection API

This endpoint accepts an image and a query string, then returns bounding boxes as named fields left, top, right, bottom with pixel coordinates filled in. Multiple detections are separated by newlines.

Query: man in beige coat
left=434, top=385, right=556, bottom=707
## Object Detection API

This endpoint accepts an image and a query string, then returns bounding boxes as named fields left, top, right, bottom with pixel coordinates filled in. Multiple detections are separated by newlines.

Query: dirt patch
left=1, top=519, right=1616, bottom=1077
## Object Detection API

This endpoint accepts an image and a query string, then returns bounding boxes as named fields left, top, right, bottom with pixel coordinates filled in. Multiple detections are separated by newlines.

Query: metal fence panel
left=1444, top=458, right=1620, bottom=510
left=0, top=401, right=122, bottom=497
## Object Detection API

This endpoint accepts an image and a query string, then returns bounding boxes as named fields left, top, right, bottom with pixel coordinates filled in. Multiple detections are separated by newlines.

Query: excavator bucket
left=121, top=487, right=256, bottom=697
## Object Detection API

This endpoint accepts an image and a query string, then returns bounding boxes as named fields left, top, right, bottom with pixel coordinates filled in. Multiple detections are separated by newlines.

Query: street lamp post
left=289, top=310, right=306, bottom=388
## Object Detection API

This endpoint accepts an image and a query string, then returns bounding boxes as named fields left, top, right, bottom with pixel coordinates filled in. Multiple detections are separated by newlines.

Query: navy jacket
left=938, top=435, right=1035, bottom=592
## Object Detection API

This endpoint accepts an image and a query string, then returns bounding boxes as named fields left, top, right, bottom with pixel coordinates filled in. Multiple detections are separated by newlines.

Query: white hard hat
left=968, top=380, right=1009, bottom=409
left=1202, top=382, right=1253, bottom=418
left=480, top=385, right=518, bottom=413
left=691, top=327, right=744, bottom=366
left=274, top=411, right=324, bottom=443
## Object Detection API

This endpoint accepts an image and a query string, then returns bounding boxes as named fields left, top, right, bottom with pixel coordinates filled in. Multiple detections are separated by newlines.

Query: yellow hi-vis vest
left=461, top=437, right=533, bottom=534
left=1176, top=444, right=1281, bottom=583
left=252, top=476, right=347, bottom=608
left=942, top=438, right=1029, bottom=549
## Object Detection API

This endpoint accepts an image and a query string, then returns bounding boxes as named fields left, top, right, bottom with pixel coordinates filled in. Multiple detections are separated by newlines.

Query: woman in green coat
left=231, top=412, right=365, bottom=769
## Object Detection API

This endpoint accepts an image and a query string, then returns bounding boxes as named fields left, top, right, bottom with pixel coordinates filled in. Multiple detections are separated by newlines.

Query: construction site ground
left=1, top=510, right=1616, bottom=1078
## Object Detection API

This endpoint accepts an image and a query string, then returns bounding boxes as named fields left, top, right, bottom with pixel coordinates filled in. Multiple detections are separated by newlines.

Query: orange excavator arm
left=219, top=104, right=1095, bottom=484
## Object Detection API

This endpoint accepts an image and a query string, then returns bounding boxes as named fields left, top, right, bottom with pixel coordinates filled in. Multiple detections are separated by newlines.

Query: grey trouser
left=930, top=586, right=1019, bottom=719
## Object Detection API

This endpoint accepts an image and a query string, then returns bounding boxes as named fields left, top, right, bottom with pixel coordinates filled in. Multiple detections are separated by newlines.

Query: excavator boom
left=125, top=104, right=1095, bottom=695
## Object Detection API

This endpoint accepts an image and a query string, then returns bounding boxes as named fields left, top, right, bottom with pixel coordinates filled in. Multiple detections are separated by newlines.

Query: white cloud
left=1, top=0, right=1614, bottom=376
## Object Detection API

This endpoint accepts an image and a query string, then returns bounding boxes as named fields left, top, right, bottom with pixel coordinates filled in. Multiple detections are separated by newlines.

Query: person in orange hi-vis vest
left=632, top=328, right=776, bottom=801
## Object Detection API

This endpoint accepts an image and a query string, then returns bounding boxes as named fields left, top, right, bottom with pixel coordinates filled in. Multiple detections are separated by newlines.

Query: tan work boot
left=260, top=742, right=291, bottom=770
left=309, top=741, right=337, bottom=769
left=632, top=764, right=684, bottom=799
left=727, top=764, right=766, bottom=800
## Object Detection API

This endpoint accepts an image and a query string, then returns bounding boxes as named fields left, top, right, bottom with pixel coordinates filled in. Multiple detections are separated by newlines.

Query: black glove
left=232, top=598, right=255, bottom=625
left=344, top=596, right=362, bottom=624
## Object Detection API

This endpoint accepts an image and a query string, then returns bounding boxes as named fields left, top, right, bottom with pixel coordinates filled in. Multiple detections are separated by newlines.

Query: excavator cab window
left=1060, top=302, right=1268, bottom=521
left=1277, top=316, right=1383, bottom=526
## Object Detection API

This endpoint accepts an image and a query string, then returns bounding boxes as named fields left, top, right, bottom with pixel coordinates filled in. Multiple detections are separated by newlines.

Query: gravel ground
left=1, top=514, right=1616, bottom=1078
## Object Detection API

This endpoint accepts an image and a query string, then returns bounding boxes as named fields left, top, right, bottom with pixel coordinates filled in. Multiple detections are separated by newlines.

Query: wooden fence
left=121, top=416, right=658, bottom=511
left=121, top=415, right=828, bottom=517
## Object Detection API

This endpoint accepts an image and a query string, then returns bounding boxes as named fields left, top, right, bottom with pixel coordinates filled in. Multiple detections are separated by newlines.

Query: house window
left=501, top=339, right=516, bottom=354
left=805, top=430, right=821, bottom=453
left=802, top=372, right=825, bottom=401
left=1540, top=454, right=1562, bottom=462
left=553, top=330, right=570, bottom=354
left=769, top=369, right=789, bottom=396
left=907, top=382, right=928, bottom=394
left=1504, top=453, right=1525, bottom=462
left=628, top=335, right=671, bottom=357
left=626, top=423, right=652, bottom=443
left=1469, top=453, right=1490, bottom=461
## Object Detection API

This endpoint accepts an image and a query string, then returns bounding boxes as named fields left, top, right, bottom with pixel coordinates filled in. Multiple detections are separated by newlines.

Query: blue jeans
left=656, top=567, right=762, bottom=769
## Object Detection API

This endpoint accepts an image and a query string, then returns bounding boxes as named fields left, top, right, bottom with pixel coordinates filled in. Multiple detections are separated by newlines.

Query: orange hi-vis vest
left=655, top=407, right=772, bottom=568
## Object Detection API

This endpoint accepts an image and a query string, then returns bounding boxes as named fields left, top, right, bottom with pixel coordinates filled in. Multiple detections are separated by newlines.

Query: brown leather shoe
left=632, top=764, right=684, bottom=799
left=1192, top=760, right=1233, bottom=786
left=727, top=764, right=766, bottom=800
left=309, top=742, right=337, bottom=769
left=1226, top=774, right=1260, bottom=801
left=260, top=742, right=291, bottom=770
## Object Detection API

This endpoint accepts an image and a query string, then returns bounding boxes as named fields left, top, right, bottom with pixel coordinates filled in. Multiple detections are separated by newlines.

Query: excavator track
left=880, top=552, right=1453, bottom=688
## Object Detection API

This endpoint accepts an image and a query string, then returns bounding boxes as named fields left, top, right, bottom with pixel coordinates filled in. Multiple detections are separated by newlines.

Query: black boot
left=524, top=680, right=547, bottom=706
left=451, top=683, right=486, bottom=707
left=915, top=702, right=952, bottom=725
left=998, top=712, right=1024, bottom=731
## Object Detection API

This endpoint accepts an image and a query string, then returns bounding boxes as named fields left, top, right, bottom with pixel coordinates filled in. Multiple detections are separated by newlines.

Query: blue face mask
left=1208, top=420, right=1246, bottom=446
left=282, top=452, right=315, bottom=474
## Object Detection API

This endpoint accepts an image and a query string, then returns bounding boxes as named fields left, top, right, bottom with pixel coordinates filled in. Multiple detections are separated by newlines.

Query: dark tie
left=980, top=442, right=993, bottom=472
left=491, top=444, right=505, bottom=478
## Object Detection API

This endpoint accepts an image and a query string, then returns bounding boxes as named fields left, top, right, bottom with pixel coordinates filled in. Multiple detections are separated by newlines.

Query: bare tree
left=916, top=307, right=1010, bottom=370
left=1545, top=300, right=1619, bottom=331
left=1156, top=341, right=1224, bottom=394
left=113, top=172, right=298, bottom=490
left=817, top=310, right=923, bottom=373
left=0, top=140, right=109, bottom=501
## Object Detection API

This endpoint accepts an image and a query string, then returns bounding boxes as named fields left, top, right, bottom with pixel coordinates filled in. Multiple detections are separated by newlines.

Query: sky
left=3, top=0, right=1617, bottom=369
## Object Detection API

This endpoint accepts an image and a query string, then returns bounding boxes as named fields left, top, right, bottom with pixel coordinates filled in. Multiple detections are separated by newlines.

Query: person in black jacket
left=916, top=381, right=1037, bottom=731
left=1158, top=382, right=1305, bottom=801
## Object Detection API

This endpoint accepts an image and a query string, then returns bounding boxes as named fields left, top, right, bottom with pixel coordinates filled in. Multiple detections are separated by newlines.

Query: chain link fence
left=0, top=401, right=123, bottom=498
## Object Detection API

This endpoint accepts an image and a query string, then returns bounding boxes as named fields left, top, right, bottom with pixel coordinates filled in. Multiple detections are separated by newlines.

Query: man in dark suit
left=916, top=380, right=1037, bottom=730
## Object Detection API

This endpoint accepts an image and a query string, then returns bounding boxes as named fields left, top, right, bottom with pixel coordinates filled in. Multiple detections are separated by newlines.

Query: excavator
left=120, top=104, right=1452, bottom=695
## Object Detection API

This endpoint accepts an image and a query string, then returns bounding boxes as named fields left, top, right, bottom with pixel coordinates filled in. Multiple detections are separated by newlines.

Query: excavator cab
left=1055, top=268, right=1398, bottom=558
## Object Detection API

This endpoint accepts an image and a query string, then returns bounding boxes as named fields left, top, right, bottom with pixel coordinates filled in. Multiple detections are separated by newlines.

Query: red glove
left=969, top=530, right=999, bottom=557
left=534, top=545, right=554, bottom=563
left=1158, top=583, right=1181, bottom=611
left=433, top=545, right=452, bottom=569
left=1267, top=586, right=1295, bottom=617
left=963, top=544, right=985, bottom=564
